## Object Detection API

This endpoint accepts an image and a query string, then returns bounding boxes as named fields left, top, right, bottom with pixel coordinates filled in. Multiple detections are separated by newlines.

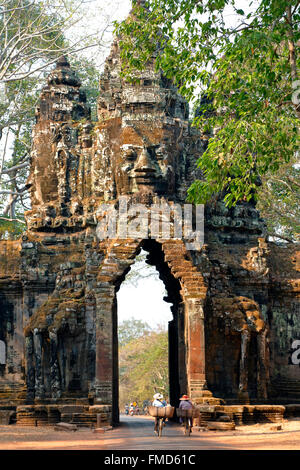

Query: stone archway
left=94, top=238, right=212, bottom=424
left=114, top=240, right=184, bottom=423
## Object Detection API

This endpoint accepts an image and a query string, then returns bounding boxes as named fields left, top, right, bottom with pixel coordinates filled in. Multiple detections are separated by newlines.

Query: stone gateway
left=0, top=22, right=299, bottom=427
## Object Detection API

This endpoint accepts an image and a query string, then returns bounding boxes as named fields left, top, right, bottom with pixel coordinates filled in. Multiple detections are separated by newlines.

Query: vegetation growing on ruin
left=25, top=288, right=86, bottom=335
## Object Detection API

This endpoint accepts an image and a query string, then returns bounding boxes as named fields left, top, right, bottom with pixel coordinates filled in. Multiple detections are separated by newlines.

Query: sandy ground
left=0, top=415, right=299, bottom=451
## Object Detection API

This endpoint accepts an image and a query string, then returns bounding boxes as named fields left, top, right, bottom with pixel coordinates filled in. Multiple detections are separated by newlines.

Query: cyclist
left=178, top=394, right=193, bottom=433
left=152, top=393, right=165, bottom=435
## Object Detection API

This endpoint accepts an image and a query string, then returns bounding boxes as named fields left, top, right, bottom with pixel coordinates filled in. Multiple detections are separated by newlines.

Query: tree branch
left=1, top=158, right=29, bottom=175
left=0, top=216, right=25, bottom=224
left=267, top=232, right=295, bottom=243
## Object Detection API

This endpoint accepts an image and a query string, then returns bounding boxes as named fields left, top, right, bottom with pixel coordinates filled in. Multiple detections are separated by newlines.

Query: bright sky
left=73, top=0, right=132, bottom=68
left=117, top=250, right=173, bottom=329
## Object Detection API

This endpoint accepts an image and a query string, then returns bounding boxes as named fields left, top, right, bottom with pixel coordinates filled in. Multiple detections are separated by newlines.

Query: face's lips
left=136, top=180, right=155, bottom=186
left=128, top=173, right=168, bottom=193
left=134, top=169, right=157, bottom=184
left=134, top=168, right=156, bottom=175
left=135, top=178, right=156, bottom=186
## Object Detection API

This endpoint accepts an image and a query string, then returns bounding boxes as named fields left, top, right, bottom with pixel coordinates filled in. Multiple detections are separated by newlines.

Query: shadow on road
left=103, top=415, right=235, bottom=450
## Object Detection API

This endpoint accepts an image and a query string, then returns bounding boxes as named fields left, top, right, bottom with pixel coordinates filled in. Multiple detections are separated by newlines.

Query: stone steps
left=271, top=380, right=300, bottom=397
left=195, top=404, right=286, bottom=426
left=13, top=404, right=112, bottom=428
left=70, top=413, right=97, bottom=427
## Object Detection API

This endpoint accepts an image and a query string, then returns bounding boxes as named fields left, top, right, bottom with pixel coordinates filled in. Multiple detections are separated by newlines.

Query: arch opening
left=113, top=239, right=186, bottom=424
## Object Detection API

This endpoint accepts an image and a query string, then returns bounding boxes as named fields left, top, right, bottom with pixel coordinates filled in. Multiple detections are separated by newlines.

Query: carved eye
left=155, top=146, right=166, bottom=160
left=124, top=149, right=137, bottom=160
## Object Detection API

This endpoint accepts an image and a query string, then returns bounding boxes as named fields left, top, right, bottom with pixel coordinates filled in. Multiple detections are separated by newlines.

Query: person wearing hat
left=152, top=393, right=166, bottom=407
left=178, top=394, right=193, bottom=429
left=152, top=393, right=167, bottom=435
left=179, top=394, right=193, bottom=410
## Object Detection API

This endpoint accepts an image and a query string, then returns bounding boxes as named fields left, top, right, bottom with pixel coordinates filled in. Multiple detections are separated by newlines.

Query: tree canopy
left=116, top=0, right=300, bottom=241
left=118, top=317, right=152, bottom=347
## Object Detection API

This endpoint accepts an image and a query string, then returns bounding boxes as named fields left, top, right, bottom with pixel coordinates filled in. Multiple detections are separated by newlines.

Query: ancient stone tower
left=0, top=27, right=299, bottom=426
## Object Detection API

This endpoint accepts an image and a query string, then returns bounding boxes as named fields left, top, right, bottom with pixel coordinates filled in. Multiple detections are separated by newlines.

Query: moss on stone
left=25, top=288, right=85, bottom=335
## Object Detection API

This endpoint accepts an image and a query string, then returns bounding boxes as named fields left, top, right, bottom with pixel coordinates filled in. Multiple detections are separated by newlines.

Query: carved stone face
left=108, top=121, right=179, bottom=197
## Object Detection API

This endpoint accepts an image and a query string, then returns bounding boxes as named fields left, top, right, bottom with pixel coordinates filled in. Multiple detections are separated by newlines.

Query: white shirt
left=152, top=399, right=164, bottom=407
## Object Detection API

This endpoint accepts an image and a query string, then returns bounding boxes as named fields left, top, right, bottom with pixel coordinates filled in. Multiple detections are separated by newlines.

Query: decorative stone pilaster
left=33, top=329, right=44, bottom=400
left=49, top=331, right=61, bottom=399
left=238, top=329, right=251, bottom=401
left=85, top=297, right=96, bottom=399
left=257, top=329, right=268, bottom=400
left=94, top=286, right=115, bottom=404
left=25, top=334, right=35, bottom=401
left=186, top=298, right=213, bottom=403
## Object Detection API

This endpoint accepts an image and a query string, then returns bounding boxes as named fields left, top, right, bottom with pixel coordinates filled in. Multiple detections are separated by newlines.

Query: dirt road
left=0, top=415, right=299, bottom=450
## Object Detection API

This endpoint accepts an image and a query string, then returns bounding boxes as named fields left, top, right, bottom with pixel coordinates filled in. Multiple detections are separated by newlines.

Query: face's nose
left=134, top=148, right=156, bottom=174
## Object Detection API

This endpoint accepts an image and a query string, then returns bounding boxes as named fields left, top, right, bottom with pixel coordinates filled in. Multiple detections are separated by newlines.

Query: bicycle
left=176, top=408, right=199, bottom=437
left=154, top=416, right=164, bottom=437
left=183, top=414, right=192, bottom=436
left=148, top=405, right=175, bottom=438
